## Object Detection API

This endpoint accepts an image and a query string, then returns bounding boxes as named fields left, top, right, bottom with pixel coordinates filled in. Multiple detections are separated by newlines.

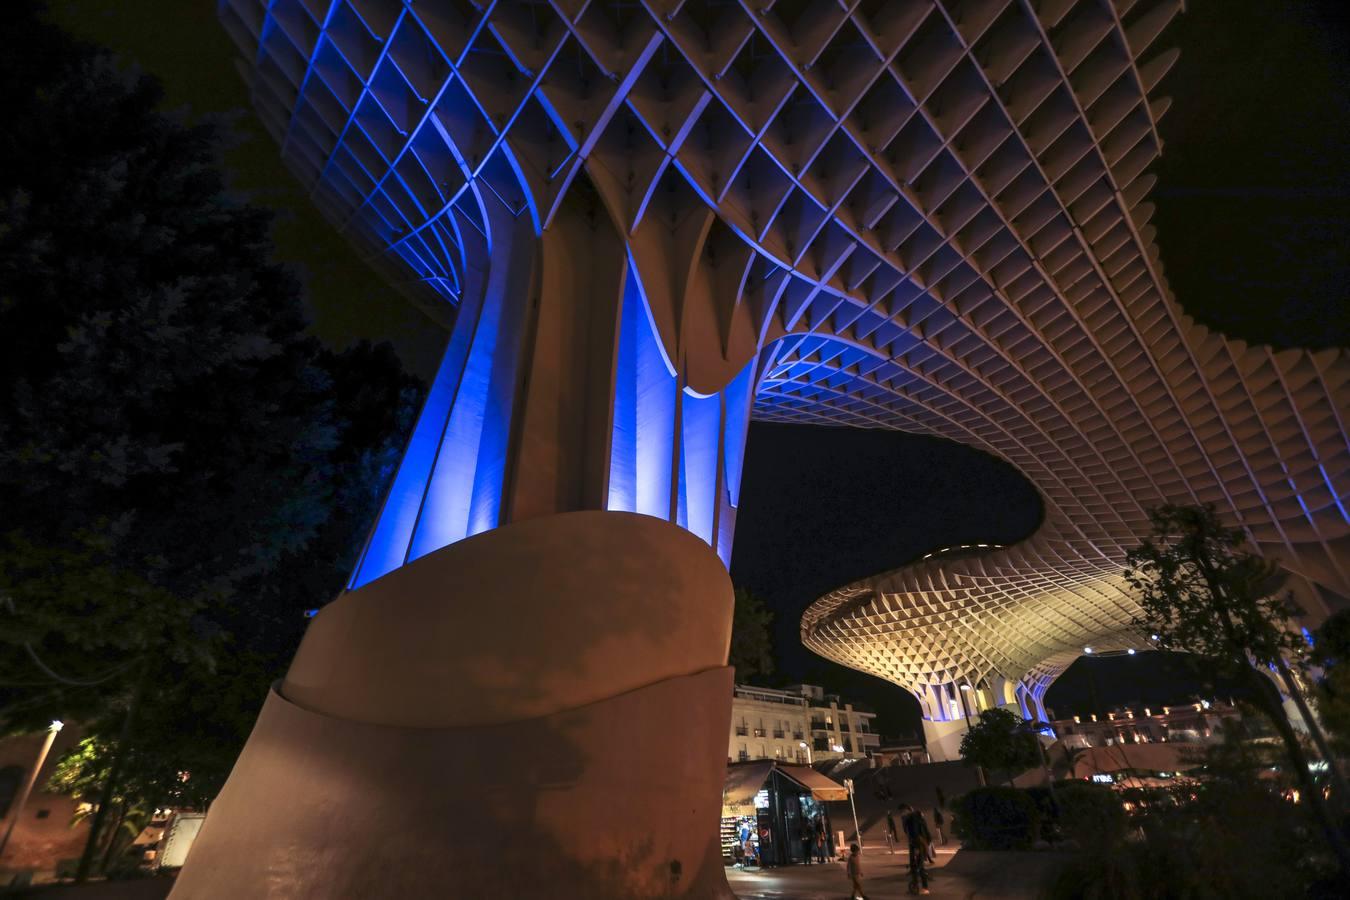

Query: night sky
left=52, top=2, right=1349, bottom=739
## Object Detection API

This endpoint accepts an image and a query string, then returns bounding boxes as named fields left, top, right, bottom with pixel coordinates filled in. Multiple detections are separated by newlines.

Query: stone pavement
left=726, top=845, right=1063, bottom=899
left=9, top=847, right=1062, bottom=899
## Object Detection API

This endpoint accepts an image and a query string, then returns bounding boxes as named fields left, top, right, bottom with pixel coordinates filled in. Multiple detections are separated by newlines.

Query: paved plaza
left=727, top=846, right=1060, bottom=900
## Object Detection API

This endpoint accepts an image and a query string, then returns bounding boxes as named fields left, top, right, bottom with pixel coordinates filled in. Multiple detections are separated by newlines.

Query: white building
left=728, top=683, right=880, bottom=765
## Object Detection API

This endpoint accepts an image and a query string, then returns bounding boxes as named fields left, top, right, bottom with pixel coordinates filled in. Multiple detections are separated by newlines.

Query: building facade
left=1053, top=700, right=1241, bottom=749
left=728, top=684, right=880, bottom=765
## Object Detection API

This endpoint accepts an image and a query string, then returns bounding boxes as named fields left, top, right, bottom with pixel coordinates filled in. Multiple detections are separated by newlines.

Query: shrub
left=950, top=785, right=1041, bottom=850
left=1053, top=781, right=1127, bottom=846
left=1045, top=778, right=1339, bottom=899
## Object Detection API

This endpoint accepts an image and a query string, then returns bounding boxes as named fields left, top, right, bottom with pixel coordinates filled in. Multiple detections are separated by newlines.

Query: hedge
left=950, top=785, right=1042, bottom=850
left=952, top=781, right=1125, bottom=849
left=1054, top=780, right=1127, bottom=846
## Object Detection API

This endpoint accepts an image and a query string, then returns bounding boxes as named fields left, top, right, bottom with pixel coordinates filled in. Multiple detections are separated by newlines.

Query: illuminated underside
left=223, top=0, right=1350, bottom=715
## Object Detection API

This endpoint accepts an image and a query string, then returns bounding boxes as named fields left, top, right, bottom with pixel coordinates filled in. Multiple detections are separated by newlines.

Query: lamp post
left=799, top=741, right=813, bottom=765
left=0, top=721, right=64, bottom=862
left=843, top=777, right=863, bottom=850
left=958, top=685, right=986, bottom=786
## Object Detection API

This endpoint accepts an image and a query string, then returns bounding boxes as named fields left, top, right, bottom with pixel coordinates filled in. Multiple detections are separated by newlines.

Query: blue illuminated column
left=349, top=190, right=756, bottom=589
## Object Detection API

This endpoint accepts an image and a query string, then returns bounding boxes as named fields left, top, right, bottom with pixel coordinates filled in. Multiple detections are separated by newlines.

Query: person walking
left=885, top=808, right=898, bottom=854
left=845, top=843, right=869, bottom=900
left=813, top=814, right=828, bottom=863
left=799, top=820, right=814, bottom=864
left=899, top=803, right=932, bottom=895
left=933, top=806, right=946, bottom=846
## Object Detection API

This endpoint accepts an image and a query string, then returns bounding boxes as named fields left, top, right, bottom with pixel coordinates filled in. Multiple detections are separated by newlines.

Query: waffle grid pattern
left=221, top=0, right=1350, bottom=718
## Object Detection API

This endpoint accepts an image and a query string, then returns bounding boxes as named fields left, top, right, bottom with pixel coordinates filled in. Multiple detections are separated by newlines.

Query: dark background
left=50, top=1, right=1350, bottom=738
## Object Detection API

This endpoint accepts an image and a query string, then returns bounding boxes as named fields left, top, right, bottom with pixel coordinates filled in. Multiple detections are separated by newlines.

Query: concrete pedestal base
left=172, top=671, right=735, bottom=899
left=172, top=511, right=736, bottom=899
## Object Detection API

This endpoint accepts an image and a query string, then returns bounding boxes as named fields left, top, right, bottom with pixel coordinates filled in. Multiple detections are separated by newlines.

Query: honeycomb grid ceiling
left=221, top=0, right=1350, bottom=712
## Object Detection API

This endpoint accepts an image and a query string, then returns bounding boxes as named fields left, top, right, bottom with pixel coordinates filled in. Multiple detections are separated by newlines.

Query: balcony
left=792, top=731, right=804, bottom=740
left=738, top=751, right=749, bottom=762
left=735, top=725, right=748, bottom=736
left=753, top=728, right=766, bottom=738
left=839, top=723, right=851, bottom=733
left=809, top=720, right=828, bottom=731
left=772, top=729, right=785, bottom=738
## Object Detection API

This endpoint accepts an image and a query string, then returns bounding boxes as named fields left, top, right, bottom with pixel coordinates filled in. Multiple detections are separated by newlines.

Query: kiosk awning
left=778, top=764, right=849, bottom=801
left=721, top=761, right=775, bottom=818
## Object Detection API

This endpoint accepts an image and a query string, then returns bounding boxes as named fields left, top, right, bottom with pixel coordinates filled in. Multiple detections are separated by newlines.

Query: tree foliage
left=1124, top=504, right=1305, bottom=672
left=729, top=588, right=775, bottom=681
left=1314, top=609, right=1350, bottom=753
left=1123, top=503, right=1350, bottom=880
left=0, top=0, right=422, bottom=851
left=958, top=708, right=1041, bottom=779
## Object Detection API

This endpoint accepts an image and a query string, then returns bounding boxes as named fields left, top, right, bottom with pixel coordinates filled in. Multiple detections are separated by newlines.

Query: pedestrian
left=885, top=808, right=898, bottom=854
left=899, top=803, right=931, bottom=895
left=846, top=842, right=869, bottom=900
left=814, top=814, right=828, bottom=863
left=933, top=806, right=946, bottom=845
left=799, top=820, right=814, bottom=865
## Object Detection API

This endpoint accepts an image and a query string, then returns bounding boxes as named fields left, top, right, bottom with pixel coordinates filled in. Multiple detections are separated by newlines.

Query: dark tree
left=958, top=708, right=1041, bottom=785
left=1315, top=610, right=1350, bottom=754
left=1125, top=503, right=1350, bottom=878
left=0, top=2, right=422, bottom=876
left=729, top=588, right=775, bottom=682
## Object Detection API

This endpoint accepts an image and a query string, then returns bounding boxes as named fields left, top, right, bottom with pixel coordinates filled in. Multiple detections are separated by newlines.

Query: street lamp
left=843, top=778, right=863, bottom=850
left=799, top=741, right=813, bottom=765
left=0, top=720, right=64, bottom=862
left=957, top=685, right=985, bottom=785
